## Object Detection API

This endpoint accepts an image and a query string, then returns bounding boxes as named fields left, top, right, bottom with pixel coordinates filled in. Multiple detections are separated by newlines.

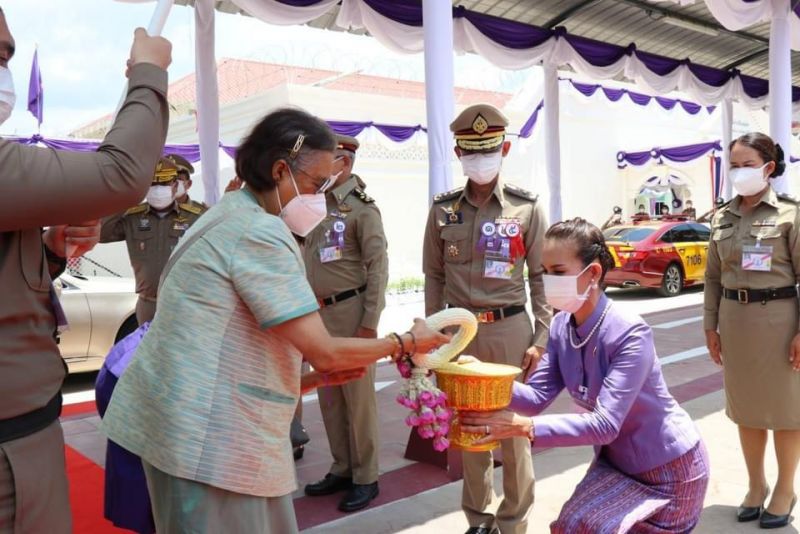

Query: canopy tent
left=120, top=0, right=799, bottom=219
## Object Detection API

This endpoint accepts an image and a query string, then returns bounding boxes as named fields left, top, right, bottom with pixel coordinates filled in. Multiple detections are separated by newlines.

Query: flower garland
left=394, top=308, right=478, bottom=451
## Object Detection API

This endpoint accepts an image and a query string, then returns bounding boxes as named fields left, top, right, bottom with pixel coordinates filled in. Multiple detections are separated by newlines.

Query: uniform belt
left=722, top=286, right=797, bottom=304
left=318, top=285, right=367, bottom=308
left=450, top=304, right=527, bottom=323
left=0, top=392, right=62, bottom=444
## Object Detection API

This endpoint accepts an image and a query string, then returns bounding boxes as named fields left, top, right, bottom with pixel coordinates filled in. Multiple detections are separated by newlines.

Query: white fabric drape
left=337, top=0, right=424, bottom=54
left=422, top=0, right=455, bottom=201
left=195, top=0, right=221, bottom=206
left=230, top=0, right=338, bottom=25
left=543, top=63, right=562, bottom=223
left=667, top=0, right=800, bottom=49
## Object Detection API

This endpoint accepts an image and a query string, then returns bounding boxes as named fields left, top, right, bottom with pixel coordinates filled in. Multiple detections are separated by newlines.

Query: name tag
left=483, top=259, right=513, bottom=279
left=319, top=246, right=343, bottom=263
left=742, top=245, right=773, bottom=271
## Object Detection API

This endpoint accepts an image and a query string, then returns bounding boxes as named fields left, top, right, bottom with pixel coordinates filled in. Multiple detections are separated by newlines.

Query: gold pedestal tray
left=434, top=361, right=521, bottom=452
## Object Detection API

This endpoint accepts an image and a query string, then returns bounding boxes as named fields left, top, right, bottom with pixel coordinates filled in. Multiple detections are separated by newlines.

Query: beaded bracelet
left=385, top=332, right=403, bottom=359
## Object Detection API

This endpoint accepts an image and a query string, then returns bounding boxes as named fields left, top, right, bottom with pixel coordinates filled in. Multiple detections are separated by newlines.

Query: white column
left=768, top=0, right=792, bottom=193
left=543, top=62, right=562, bottom=222
left=195, top=0, right=221, bottom=206
left=423, top=0, right=455, bottom=202
left=721, top=98, right=733, bottom=201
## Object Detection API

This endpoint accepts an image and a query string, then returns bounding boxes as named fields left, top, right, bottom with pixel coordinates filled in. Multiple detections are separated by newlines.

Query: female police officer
left=704, top=132, right=800, bottom=528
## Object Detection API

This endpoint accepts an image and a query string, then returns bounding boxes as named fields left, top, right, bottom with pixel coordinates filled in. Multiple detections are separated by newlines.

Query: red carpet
left=66, top=446, right=126, bottom=533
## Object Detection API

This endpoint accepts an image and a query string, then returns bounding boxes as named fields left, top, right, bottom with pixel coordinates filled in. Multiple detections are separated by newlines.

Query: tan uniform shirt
left=303, top=175, right=389, bottom=330
left=423, top=180, right=551, bottom=347
left=100, top=202, right=206, bottom=300
left=704, top=187, right=800, bottom=331
left=0, top=63, right=168, bottom=420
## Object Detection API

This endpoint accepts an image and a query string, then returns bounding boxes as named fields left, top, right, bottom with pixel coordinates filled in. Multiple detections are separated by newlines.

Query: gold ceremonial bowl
left=435, top=361, right=521, bottom=452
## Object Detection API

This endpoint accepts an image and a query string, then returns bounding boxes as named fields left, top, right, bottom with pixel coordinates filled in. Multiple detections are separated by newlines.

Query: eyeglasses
left=294, top=166, right=341, bottom=194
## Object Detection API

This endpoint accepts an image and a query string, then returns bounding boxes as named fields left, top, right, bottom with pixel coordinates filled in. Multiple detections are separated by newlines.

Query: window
left=691, top=223, right=711, bottom=242
left=661, top=225, right=697, bottom=243
left=603, top=227, right=656, bottom=242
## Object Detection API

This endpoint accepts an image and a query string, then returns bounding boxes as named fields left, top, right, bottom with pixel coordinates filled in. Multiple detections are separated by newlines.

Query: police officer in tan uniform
left=0, top=19, right=171, bottom=533
left=423, top=104, right=550, bottom=534
left=302, top=134, right=389, bottom=513
left=101, top=158, right=206, bottom=324
left=704, top=133, right=800, bottom=528
left=165, top=153, right=207, bottom=210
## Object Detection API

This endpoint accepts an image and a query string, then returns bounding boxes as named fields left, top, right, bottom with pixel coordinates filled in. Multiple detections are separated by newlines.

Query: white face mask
left=730, top=163, right=769, bottom=197
left=276, top=169, right=327, bottom=237
left=0, top=67, right=16, bottom=126
left=543, top=264, right=595, bottom=314
left=146, top=185, right=175, bottom=210
left=175, top=180, right=187, bottom=199
left=460, top=151, right=503, bottom=185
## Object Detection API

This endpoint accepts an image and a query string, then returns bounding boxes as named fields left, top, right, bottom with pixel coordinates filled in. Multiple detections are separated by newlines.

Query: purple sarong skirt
left=551, top=441, right=709, bottom=534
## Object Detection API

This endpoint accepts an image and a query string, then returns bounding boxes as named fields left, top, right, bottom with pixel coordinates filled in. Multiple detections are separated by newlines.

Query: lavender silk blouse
left=509, top=293, right=700, bottom=474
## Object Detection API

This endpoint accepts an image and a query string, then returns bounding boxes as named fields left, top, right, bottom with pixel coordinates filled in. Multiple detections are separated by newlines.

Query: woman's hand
left=300, top=368, right=366, bottom=394
left=789, top=334, right=800, bottom=372
left=705, top=329, right=723, bottom=366
left=460, top=410, right=533, bottom=445
left=408, top=318, right=452, bottom=353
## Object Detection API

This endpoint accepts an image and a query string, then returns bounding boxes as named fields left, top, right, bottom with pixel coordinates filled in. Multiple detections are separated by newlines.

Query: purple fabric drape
left=617, top=141, right=723, bottom=167
left=275, top=0, right=330, bottom=6
left=519, top=79, right=713, bottom=139
left=519, top=100, right=544, bottom=139
left=7, top=135, right=204, bottom=162
left=356, top=0, right=798, bottom=102
left=326, top=120, right=424, bottom=142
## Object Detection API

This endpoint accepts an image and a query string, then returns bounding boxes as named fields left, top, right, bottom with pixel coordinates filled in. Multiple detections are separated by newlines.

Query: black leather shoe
left=293, top=445, right=304, bottom=461
left=760, top=496, right=796, bottom=529
left=338, top=482, right=379, bottom=512
left=464, top=528, right=498, bottom=534
left=304, top=473, right=353, bottom=497
left=738, top=487, right=770, bottom=522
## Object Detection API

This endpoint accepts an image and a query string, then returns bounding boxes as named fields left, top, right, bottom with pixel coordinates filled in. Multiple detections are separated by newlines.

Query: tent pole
left=194, top=0, right=220, bottom=206
left=422, top=0, right=455, bottom=203
left=721, top=98, right=733, bottom=201
left=543, top=62, right=562, bottom=223
left=768, top=0, right=792, bottom=193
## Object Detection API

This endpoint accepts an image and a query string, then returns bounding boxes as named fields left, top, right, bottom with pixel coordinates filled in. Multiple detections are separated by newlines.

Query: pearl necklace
left=569, top=301, right=612, bottom=349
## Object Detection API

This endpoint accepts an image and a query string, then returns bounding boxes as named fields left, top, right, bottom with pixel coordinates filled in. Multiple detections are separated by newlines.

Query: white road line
left=303, top=380, right=396, bottom=404
left=63, top=390, right=96, bottom=405
left=651, top=316, right=703, bottom=329
left=660, top=346, right=708, bottom=365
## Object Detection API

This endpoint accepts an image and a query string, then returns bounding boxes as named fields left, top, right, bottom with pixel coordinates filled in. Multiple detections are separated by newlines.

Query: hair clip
left=289, top=134, right=305, bottom=160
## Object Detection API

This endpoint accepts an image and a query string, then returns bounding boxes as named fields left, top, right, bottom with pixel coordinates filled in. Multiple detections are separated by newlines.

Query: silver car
left=55, top=273, right=139, bottom=373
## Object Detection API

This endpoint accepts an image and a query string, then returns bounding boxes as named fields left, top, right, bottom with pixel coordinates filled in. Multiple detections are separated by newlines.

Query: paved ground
left=62, top=286, right=800, bottom=533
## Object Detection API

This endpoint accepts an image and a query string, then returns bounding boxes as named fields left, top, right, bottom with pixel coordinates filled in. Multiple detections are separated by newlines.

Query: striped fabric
left=551, top=442, right=709, bottom=534
left=102, top=190, right=319, bottom=498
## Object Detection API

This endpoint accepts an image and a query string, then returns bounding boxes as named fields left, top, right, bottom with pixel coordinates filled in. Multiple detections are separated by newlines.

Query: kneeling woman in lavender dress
left=462, top=218, right=709, bottom=533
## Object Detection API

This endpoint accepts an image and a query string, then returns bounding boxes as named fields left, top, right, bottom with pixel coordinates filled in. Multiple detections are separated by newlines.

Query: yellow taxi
left=603, top=218, right=710, bottom=297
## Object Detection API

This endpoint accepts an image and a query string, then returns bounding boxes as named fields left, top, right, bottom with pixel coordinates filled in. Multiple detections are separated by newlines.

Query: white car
left=55, top=273, right=139, bottom=373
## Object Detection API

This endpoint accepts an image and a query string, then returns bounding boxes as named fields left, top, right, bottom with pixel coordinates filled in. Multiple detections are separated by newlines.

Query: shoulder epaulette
left=504, top=183, right=538, bottom=202
left=124, top=203, right=148, bottom=216
left=190, top=199, right=209, bottom=211
left=777, top=193, right=800, bottom=204
left=180, top=202, right=205, bottom=215
left=432, top=187, right=464, bottom=204
left=352, top=186, right=375, bottom=204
